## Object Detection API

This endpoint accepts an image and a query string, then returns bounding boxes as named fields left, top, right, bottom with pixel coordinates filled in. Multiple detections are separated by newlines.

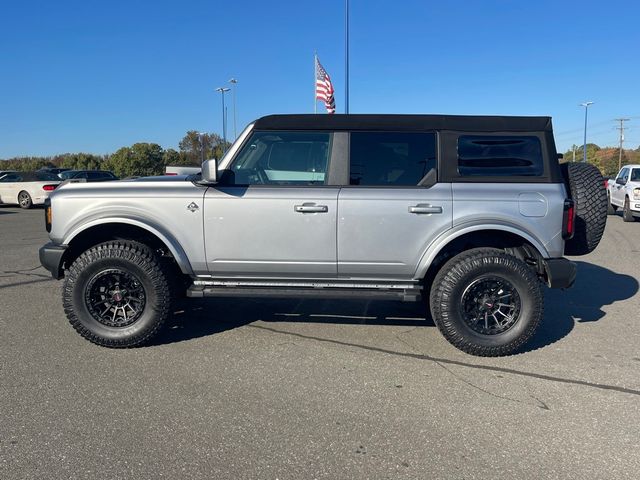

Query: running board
left=187, top=280, right=422, bottom=302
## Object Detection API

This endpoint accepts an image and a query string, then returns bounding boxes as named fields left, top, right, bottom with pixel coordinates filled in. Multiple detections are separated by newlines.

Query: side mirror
left=557, top=153, right=564, bottom=160
left=201, top=159, right=218, bottom=183
left=616, top=177, right=626, bottom=185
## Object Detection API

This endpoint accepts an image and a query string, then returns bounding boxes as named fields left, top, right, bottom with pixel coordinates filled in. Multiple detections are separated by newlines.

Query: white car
left=0, top=171, right=61, bottom=209
left=607, top=164, right=640, bottom=222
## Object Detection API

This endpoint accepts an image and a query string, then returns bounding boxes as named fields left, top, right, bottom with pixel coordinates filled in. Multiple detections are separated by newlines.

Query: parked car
left=58, top=170, right=118, bottom=182
left=606, top=164, right=640, bottom=222
left=0, top=170, right=17, bottom=178
left=38, top=167, right=71, bottom=176
left=0, top=171, right=61, bottom=208
left=40, top=114, right=607, bottom=356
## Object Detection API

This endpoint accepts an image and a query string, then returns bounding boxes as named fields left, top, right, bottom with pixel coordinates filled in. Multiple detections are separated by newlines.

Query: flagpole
left=314, top=52, right=317, bottom=114
left=345, top=0, right=349, bottom=114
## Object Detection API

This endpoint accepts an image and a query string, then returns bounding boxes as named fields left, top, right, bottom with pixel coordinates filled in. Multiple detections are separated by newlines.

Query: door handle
left=294, top=203, right=328, bottom=213
left=409, top=204, right=443, bottom=214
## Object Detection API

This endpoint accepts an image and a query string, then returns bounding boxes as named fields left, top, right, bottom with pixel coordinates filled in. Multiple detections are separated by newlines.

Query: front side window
left=457, top=135, right=544, bottom=176
left=349, top=132, right=436, bottom=186
left=617, top=168, right=629, bottom=182
left=227, top=131, right=331, bottom=185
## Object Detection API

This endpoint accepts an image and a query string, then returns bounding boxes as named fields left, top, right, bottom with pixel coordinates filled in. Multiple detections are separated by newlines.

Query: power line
left=615, top=118, right=630, bottom=170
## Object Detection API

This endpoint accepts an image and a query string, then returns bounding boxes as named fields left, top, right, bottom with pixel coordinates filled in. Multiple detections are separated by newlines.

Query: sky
left=1, top=0, right=639, bottom=158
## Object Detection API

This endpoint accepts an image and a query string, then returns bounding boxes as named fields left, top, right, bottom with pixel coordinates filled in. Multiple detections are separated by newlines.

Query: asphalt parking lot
left=1, top=205, right=639, bottom=479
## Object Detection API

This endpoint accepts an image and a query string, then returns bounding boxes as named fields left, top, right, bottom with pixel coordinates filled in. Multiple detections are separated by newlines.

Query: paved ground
left=1, top=205, right=639, bottom=479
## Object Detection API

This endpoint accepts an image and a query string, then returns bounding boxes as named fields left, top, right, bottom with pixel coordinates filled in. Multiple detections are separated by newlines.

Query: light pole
left=195, top=131, right=207, bottom=165
left=216, top=87, right=230, bottom=149
left=229, top=78, right=238, bottom=140
left=345, top=0, right=349, bottom=114
left=579, top=101, right=594, bottom=163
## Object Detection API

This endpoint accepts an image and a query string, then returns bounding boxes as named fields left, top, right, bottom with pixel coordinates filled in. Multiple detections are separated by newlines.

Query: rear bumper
left=39, top=242, right=66, bottom=279
left=543, top=257, right=576, bottom=289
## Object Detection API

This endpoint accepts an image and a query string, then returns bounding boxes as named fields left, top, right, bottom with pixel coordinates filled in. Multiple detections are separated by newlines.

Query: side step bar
left=187, top=280, right=423, bottom=302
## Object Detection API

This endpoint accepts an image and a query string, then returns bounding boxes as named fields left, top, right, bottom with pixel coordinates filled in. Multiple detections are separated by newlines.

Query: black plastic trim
left=39, top=242, right=66, bottom=279
left=543, top=258, right=576, bottom=289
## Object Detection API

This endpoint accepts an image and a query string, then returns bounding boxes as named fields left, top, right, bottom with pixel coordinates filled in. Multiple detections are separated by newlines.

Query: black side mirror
left=616, top=177, right=626, bottom=186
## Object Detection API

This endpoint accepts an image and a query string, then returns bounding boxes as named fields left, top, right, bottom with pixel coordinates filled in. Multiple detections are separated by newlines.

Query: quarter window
left=228, top=131, right=331, bottom=185
left=349, top=132, right=436, bottom=186
left=457, top=136, right=544, bottom=176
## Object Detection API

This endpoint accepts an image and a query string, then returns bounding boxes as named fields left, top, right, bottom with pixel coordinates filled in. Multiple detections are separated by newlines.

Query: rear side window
left=630, top=169, right=640, bottom=182
left=457, top=136, right=543, bottom=177
left=349, top=132, right=436, bottom=186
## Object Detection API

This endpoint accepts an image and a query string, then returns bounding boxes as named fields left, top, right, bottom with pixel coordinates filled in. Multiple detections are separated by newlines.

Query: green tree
left=104, top=143, right=165, bottom=178
left=178, top=131, right=225, bottom=164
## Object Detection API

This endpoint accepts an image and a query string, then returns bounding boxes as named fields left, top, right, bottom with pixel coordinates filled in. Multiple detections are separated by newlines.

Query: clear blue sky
left=1, top=0, right=639, bottom=158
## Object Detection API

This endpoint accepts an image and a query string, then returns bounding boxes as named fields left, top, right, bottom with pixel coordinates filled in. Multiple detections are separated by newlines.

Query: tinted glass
left=35, top=172, right=59, bottom=181
left=457, top=136, right=544, bottom=176
left=0, top=173, right=21, bottom=182
left=349, top=132, right=436, bottom=186
left=229, top=131, right=330, bottom=185
left=630, top=169, right=640, bottom=182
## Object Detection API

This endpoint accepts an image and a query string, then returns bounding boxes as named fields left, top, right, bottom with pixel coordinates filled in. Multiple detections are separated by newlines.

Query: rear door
left=204, top=130, right=339, bottom=277
left=337, top=131, right=452, bottom=279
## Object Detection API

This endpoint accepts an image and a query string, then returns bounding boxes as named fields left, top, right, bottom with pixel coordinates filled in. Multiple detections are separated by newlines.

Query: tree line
left=562, top=144, right=640, bottom=177
left=0, top=131, right=230, bottom=178
left=2, top=134, right=639, bottom=179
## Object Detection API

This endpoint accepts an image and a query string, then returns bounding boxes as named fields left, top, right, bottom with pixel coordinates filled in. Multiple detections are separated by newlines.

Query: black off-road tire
left=18, top=191, right=32, bottom=209
left=623, top=197, right=636, bottom=222
left=429, top=248, right=543, bottom=357
left=561, top=162, right=607, bottom=255
left=63, top=241, right=172, bottom=347
left=607, top=193, right=617, bottom=215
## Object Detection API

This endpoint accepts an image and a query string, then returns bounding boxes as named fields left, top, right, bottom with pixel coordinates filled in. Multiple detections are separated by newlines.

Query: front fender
left=63, top=216, right=194, bottom=276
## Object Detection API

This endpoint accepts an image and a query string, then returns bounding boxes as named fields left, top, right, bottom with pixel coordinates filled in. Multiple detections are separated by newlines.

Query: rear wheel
left=429, top=248, right=542, bottom=357
left=63, top=241, right=172, bottom=347
left=18, top=191, right=32, bottom=209
left=623, top=197, right=636, bottom=222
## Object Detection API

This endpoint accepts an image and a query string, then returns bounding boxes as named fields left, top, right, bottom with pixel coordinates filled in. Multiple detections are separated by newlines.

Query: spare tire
left=561, top=162, right=607, bottom=256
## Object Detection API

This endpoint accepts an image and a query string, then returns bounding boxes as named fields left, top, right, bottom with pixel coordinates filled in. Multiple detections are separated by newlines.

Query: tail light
left=165, top=173, right=178, bottom=176
left=42, top=184, right=57, bottom=191
left=562, top=199, right=575, bottom=240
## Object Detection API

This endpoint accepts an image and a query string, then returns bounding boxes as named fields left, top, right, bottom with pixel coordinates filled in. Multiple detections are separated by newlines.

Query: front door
left=204, top=130, right=338, bottom=277
left=337, top=131, right=453, bottom=279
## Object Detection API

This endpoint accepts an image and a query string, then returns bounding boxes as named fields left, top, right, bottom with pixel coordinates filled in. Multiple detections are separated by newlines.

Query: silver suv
left=39, top=114, right=607, bottom=356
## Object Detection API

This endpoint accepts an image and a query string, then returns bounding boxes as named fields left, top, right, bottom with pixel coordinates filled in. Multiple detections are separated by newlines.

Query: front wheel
left=607, top=194, right=617, bottom=215
left=429, top=248, right=543, bottom=357
left=63, top=241, right=172, bottom=347
left=623, top=197, right=636, bottom=222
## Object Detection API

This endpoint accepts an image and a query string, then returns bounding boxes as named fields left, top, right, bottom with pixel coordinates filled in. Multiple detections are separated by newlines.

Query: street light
left=194, top=131, right=208, bottom=165
left=229, top=78, right=238, bottom=140
left=216, top=87, right=231, bottom=149
left=579, top=101, right=594, bottom=163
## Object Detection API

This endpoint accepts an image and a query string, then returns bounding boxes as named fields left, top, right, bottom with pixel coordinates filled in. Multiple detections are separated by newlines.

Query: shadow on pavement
left=154, top=261, right=638, bottom=352
left=523, top=261, right=639, bottom=352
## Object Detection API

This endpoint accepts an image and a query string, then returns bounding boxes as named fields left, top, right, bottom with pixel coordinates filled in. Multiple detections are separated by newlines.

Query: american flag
left=315, top=57, right=336, bottom=114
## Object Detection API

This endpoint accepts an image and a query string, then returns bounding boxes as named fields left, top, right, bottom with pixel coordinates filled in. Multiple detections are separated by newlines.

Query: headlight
left=634, top=188, right=640, bottom=200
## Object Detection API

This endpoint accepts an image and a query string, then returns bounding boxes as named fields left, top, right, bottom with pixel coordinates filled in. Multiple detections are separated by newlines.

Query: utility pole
left=615, top=118, right=630, bottom=171
left=572, top=145, right=576, bottom=162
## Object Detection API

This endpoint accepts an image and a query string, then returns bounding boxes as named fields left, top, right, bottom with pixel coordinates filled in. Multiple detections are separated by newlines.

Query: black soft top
left=253, top=114, right=553, bottom=133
